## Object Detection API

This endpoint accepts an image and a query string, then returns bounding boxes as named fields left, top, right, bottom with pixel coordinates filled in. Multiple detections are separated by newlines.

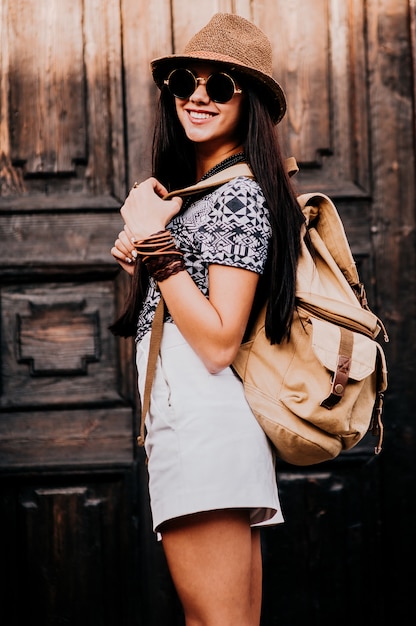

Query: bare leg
left=250, top=527, right=262, bottom=624
left=161, top=509, right=262, bottom=626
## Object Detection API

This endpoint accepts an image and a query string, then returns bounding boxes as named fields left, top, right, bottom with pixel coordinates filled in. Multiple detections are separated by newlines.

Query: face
left=170, top=63, right=245, bottom=155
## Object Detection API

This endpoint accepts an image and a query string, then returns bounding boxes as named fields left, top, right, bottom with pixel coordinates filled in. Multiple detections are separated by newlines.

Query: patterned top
left=135, top=176, right=271, bottom=343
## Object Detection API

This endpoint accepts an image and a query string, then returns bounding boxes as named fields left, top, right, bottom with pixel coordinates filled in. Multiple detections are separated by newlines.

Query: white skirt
left=136, top=322, right=283, bottom=533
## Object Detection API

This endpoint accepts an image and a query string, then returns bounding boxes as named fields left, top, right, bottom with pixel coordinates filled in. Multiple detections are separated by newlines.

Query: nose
left=190, top=77, right=209, bottom=102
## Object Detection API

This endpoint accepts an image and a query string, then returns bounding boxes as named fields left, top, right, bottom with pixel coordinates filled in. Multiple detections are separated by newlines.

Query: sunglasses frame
left=164, top=68, right=243, bottom=103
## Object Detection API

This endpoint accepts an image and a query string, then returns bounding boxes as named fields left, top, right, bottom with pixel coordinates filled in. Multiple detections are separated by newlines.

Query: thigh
left=161, top=510, right=260, bottom=626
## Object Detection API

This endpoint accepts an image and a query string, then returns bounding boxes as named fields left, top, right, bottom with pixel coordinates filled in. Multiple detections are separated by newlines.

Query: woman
left=110, top=13, right=305, bottom=626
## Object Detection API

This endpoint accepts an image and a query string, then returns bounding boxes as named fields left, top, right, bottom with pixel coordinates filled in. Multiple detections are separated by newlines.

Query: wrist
left=131, top=229, right=168, bottom=246
left=131, top=229, right=186, bottom=282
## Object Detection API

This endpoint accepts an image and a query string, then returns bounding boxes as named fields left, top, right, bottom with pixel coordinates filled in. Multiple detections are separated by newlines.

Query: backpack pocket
left=310, top=317, right=377, bottom=382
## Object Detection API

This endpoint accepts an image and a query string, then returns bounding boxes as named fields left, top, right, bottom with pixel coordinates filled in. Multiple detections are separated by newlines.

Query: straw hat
left=151, top=13, right=286, bottom=124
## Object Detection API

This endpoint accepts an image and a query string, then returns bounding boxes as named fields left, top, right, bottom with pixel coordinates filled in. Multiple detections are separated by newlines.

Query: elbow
left=203, top=345, right=239, bottom=375
left=206, top=362, right=227, bottom=375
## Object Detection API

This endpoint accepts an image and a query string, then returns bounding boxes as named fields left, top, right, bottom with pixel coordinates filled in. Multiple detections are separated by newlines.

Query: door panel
left=263, top=0, right=370, bottom=196
left=0, top=471, right=140, bottom=625
left=1, top=0, right=125, bottom=205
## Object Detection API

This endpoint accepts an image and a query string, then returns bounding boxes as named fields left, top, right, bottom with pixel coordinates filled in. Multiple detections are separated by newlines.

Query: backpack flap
left=311, top=317, right=377, bottom=383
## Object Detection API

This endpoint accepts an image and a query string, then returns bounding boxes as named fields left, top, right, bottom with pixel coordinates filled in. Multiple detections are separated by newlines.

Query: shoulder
left=208, top=176, right=267, bottom=216
left=197, top=176, right=270, bottom=239
left=173, top=176, right=269, bottom=232
left=214, top=176, right=264, bottom=200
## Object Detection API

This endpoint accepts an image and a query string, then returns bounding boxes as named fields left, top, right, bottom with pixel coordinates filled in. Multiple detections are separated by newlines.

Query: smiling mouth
left=188, top=110, right=215, bottom=120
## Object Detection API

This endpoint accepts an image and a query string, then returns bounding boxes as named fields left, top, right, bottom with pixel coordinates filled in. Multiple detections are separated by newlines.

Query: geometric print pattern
left=136, top=177, right=271, bottom=342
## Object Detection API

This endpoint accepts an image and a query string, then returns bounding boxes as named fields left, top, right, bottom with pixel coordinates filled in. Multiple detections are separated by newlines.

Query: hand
left=120, top=177, right=183, bottom=241
left=110, top=224, right=137, bottom=276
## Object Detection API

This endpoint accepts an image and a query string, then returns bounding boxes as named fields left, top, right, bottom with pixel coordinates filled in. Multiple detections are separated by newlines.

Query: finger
left=163, top=196, right=183, bottom=221
left=118, top=230, right=138, bottom=259
left=127, top=179, right=141, bottom=197
left=123, top=224, right=135, bottom=240
left=110, top=249, right=135, bottom=276
left=119, top=229, right=134, bottom=248
left=168, top=196, right=183, bottom=211
left=149, top=177, right=169, bottom=198
left=114, top=236, right=133, bottom=258
left=112, top=242, right=135, bottom=265
left=123, top=223, right=153, bottom=245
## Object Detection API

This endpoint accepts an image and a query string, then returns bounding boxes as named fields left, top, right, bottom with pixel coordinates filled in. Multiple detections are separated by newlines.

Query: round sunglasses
left=164, top=68, right=243, bottom=103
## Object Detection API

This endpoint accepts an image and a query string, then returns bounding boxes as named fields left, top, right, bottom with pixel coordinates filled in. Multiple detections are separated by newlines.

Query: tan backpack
left=140, top=163, right=389, bottom=465
left=232, top=188, right=388, bottom=465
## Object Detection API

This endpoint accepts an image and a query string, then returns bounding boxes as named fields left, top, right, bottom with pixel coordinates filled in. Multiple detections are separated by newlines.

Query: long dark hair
left=110, top=84, right=305, bottom=344
left=242, top=89, right=305, bottom=343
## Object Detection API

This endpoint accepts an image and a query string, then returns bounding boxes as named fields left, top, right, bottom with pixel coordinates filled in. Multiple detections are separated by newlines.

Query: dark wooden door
left=1, top=1, right=415, bottom=625
left=0, top=0, right=143, bottom=624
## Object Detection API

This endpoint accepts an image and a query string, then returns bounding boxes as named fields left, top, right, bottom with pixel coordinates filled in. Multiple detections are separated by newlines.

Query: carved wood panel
left=0, top=0, right=125, bottom=207
left=2, top=283, right=117, bottom=405
left=0, top=280, right=133, bottom=468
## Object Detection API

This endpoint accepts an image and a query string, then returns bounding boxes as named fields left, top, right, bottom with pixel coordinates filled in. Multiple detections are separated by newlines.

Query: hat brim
left=150, top=53, right=286, bottom=125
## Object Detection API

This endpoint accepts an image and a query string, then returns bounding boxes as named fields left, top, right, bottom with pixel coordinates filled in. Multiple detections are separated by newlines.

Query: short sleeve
left=198, top=178, right=271, bottom=274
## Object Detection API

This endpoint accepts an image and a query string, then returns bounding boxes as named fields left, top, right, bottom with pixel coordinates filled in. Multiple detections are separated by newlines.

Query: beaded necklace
left=199, top=151, right=246, bottom=182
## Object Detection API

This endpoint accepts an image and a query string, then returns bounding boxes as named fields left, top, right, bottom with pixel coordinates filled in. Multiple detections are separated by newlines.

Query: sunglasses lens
left=167, top=69, right=196, bottom=99
left=206, top=73, right=236, bottom=103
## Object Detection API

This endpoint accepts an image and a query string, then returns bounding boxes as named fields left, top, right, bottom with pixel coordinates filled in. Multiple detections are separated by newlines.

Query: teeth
left=189, top=111, right=213, bottom=119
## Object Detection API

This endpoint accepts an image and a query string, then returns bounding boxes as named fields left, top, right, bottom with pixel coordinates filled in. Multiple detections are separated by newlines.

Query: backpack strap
left=163, top=157, right=298, bottom=200
left=137, top=297, right=165, bottom=446
left=163, top=163, right=254, bottom=200
left=320, top=326, right=354, bottom=409
left=369, top=343, right=388, bottom=454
